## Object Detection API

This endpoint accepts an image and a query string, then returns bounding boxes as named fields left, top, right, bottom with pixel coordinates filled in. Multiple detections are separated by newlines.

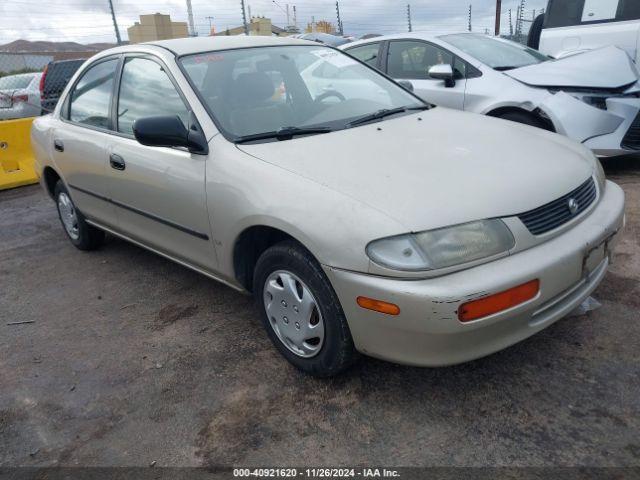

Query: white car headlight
left=366, top=219, right=515, bottom=272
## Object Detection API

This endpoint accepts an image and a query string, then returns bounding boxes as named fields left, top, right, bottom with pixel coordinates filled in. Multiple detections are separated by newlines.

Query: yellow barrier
left=0, top=117, right=39, bottom=191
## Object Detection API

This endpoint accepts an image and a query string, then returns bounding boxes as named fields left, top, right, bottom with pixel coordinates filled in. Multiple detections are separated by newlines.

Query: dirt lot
left=1, top=157, right=639, bottom=468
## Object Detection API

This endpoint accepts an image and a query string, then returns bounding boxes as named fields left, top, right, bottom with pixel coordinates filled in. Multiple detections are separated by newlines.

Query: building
left=305, top=20, right=336, bottom=34
left=215, top=17, right=288, bottom=37
left=127, top=13, right=189, bottom=44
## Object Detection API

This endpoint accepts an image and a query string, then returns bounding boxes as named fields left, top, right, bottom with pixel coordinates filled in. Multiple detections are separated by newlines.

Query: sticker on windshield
left=193, top=54, right=225, bottom=64
left=310, top=49, right=355, bottom=68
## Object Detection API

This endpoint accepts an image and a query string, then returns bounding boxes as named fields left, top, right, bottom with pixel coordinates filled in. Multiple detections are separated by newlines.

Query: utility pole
left=293, top=5, right=298, bottom=31
left=107, top=0, right=122, bottom=45
left=468, top=4, right=472, bottom=32
left=495, top=0, right=502, bottom=36
left=336, top=2, right=344, bottom=36
left=240, top=0, right=249, bottom=35
left=407, top=4, right=412, bottom=33
left=286, top=4, right=290, bottom=28
left=509, top=8, right=513, bottom=37
left=186, top=0, right=196, bottom=36
left=205, top=16, right=215, bottom=34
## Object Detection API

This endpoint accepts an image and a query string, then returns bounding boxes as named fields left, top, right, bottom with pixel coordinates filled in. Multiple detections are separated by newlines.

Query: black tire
left=497, top=110, right=548, bottom=130
left=527, top=14, right=545, bottom=50
left=253, top=240, right=357, bottom=377
left=54, top=181, right=105, bottom=251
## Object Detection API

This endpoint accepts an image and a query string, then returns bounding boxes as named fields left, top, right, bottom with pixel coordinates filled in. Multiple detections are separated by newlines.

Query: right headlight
left=366, top=219, right=515, bottom=272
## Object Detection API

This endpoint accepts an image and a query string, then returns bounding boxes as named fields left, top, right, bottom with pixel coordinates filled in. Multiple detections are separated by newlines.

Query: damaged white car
left=343, top=33, right=640, bottom=157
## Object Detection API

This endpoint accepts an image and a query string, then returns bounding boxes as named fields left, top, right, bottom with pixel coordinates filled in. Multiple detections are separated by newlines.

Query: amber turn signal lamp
left=458, top=279, right=540, bottom=322
left=357, top=296, right=401, bottom=316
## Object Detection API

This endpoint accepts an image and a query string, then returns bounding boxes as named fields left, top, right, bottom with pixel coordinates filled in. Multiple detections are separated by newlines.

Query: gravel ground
left=0, top=156, right=639, bottom=468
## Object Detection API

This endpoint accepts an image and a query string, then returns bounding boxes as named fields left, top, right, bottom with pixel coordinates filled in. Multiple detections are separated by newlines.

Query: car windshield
left=0, top=73, right=37, bottom=90
left=440, top=34, right=550, bottom=70
left=179, top=45, right=424, bottom=141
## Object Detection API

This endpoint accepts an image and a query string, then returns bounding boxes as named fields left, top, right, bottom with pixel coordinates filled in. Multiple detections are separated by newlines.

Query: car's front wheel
left=54, top=181, right=105, bottom=251
left=253, top=240, right=357, bottom=377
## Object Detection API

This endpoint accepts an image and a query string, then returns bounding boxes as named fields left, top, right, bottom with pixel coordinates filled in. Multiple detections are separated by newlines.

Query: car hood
left=505, top=46, right=639, bottom=90
left=237, top=108, right=595, bottom=232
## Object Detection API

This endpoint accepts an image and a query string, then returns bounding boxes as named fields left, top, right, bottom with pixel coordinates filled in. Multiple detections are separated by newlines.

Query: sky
left=1, top=0, right=549, bottom=45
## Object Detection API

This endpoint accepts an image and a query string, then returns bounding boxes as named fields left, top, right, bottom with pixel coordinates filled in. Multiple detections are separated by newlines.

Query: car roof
left=343, top=31, right=474, bottom=49
left=146, top=35, right=318, bottom=55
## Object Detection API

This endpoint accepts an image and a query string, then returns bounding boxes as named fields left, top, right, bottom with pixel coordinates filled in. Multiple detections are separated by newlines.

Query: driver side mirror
left=133, top=112, right=208, bottom=155
left=428, top=64, right=456, bottom=88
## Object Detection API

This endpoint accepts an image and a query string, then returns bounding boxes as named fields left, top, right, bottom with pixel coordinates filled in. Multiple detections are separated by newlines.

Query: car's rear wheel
left=54, top=181, right=105, bottom=251
left=253, top=240, right=357, bottom=377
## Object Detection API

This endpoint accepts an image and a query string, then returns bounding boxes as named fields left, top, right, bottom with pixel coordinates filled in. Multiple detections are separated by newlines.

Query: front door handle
left=110, top=153, right=126, bottom=171
left=54, top=139, right=64, bottom=152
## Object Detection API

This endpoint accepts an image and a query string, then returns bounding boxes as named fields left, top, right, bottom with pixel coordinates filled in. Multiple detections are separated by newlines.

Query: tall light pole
left=107, top=0, right=122, bottom=45
left=407, top=4, right=412, bottom=33
left=186, top=0, right=196, bottom=36
left=495, top=0, right=502, bottom=36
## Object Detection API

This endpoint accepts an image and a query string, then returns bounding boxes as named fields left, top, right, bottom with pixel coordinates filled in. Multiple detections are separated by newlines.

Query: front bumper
left=324, top=180, right=625, bottom=367
left=541, top=92, right=640, bottom=157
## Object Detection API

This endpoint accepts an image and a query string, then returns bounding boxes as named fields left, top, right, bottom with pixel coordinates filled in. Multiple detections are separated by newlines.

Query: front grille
left=622, top=113, right=640, bottom=151
left=518, top=178, right=597, bottom=236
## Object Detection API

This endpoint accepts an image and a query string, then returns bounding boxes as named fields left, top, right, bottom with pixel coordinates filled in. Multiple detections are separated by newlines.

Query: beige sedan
left=31, top=37, right=625, bottom=376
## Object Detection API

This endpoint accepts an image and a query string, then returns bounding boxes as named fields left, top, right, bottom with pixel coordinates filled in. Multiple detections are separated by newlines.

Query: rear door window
left=545, top=0, right=639, bottom=26
left=69, top=58, right=119, bottom=129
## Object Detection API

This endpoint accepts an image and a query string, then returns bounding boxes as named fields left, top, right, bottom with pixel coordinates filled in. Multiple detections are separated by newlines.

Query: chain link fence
left=0, top=53, right=92, bottom=121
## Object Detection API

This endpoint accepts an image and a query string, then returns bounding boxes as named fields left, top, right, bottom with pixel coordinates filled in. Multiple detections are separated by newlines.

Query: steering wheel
left=314, top=90, right=346, bottom=104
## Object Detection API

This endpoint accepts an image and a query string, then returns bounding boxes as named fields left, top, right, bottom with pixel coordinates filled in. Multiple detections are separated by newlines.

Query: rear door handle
left=54, top=139, right=64, bottom=152
left=109, top=153, right=126, bottom=171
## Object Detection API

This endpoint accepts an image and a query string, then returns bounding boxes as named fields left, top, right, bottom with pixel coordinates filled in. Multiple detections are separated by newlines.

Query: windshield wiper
left=235, top=126, right=332, bottom=144
left=494, top=66, right=520, bottom=71
left=346, top=105, right=429, bottom=128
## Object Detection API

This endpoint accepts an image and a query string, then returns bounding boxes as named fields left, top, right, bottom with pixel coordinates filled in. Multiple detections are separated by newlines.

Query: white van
left=533, top=0, right=640, bottom=63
